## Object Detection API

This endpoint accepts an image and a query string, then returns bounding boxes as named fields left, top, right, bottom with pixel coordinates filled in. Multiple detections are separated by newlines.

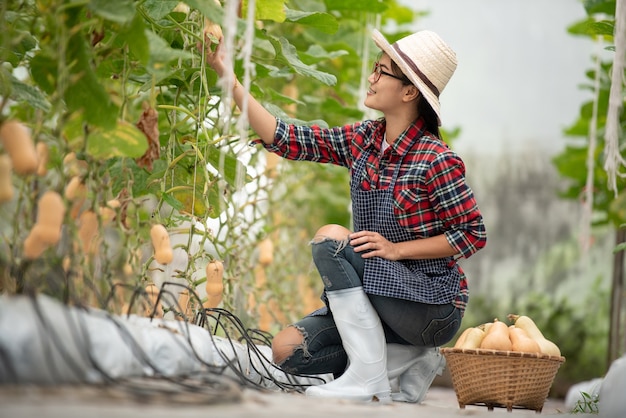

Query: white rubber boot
left=386, top=344, right=445, bottom=403
left=305, top=287, right=391, bottom=403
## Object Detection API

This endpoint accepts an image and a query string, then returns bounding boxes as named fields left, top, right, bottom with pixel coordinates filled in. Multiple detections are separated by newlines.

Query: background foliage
left=0, top=0, right=415, bottom=329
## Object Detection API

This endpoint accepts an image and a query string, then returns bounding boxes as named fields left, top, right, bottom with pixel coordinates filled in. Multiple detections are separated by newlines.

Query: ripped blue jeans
left=278, top=236, right=462, bottom=377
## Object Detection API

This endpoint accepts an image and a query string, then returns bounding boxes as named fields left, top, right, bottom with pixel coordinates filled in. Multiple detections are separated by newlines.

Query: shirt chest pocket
left=393, top=185, right=437, bottom=232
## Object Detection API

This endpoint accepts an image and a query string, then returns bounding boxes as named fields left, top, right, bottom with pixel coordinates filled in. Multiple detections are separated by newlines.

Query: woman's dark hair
left=388, top=58, right=441, bottom=138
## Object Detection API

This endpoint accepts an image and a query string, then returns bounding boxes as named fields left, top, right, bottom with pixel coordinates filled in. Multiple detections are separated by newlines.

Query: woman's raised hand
left=198, top=23, right=228, bottom=78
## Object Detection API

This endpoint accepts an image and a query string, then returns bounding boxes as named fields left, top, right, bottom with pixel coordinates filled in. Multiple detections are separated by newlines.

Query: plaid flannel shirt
left=260, top=117, right=486, bottom=310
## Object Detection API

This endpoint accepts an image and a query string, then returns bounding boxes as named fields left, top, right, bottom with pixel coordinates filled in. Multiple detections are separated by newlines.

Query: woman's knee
left=312, top=224, right=351, bottom=243
left=271, top=326, right=305, bottom=365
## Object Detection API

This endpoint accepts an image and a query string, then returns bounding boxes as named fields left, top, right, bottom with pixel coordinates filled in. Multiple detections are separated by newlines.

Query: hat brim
left=372, top=29, right=442, bottom=126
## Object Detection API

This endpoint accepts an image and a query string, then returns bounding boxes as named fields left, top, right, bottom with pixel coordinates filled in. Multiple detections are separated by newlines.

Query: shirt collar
left=394, top=117, right=428, bottom=156
left=363, top=117, right=431, bottom=156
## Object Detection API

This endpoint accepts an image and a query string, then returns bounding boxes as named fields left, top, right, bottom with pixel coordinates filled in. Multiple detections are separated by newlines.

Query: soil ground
left=0, top=377, right=586, bottom=418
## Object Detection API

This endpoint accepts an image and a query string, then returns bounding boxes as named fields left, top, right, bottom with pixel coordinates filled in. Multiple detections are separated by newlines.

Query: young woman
left=204, top=29, right=487, bottom=403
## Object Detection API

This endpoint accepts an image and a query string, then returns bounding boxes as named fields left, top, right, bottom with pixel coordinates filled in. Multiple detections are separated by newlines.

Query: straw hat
left=372, top=29, right=457, bottom=125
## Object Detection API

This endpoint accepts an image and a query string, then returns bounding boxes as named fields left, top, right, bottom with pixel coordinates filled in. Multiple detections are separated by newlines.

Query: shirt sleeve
left=261, top=118, right=358, bottom=168
left=426, top=151, right=487, bottom=258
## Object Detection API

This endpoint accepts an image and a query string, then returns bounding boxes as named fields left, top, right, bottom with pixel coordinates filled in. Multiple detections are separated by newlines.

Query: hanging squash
left=78, top=210, right=99, bottom=254
left=258, top=238, right=273, bottom=266
left=0, top=155, right=14, bottom=203
left=35, top=142, right=48, bottom=176
left=0, top=120, right=38, bottom=175
left=203, top=260, right=224, bottom=309
left=177, top=289, right=194, bottom=321
left=144, top=282, right=163, bottom=318
left=150, top=224, right=173, bottom=264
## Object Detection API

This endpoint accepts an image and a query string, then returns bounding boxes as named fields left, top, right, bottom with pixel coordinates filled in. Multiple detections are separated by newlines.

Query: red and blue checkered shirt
left=260, top=117, right=486, bottom=311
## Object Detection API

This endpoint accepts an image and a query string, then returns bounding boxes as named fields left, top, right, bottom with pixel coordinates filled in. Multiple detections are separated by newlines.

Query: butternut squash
left=453, top=327, right=474, bottom=349
left=64, top=176, right=87, bottom=219
left=477, top=321, right=494, bottom=334
left=0, top=155, right=14, bottom=203
left=173, top=2, right=190, bottom=14
left=297, top=274, right=324, bottom=315
left=203, top=260, right=224, bottom=309
left=78, top=210, right=99, bottom=254
left=253, top=265, right=267, bottom=289
left=177, top=289, right=194, bottom=321
left=144, top=282, right=163, bottom=318
left=265, top=152, right=281, bottom=178
left=507, top=314, right=561, bottom=356
left=99, top=198, right=120, bottom=226
left=258, top=303, right=272, bottom=332
left=24, top=191, right=66, bottom=258
left=203, top=6, right=223, bottom=53
left=64, top=176, right=86, bottom=201
left=247, top=292, right=256, bottom=311
left=459, top=327, right=485, bottom=349
left=36, top=142, right=48, bottom=176
left=23, top=229, right=49, bottom=259
left=150, top=224, right=173, bottom=264
left=480, top=318, right=512, bottom=351
left=0, top=120, right=38, bottom=175
left=258, top=238, right=273, bottom=266
left=34, top=191, right=65, bottom=244
left=509, top=325, right=541, bottom=354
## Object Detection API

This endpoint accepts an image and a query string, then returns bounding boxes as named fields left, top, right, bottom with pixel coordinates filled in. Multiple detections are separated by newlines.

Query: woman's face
left=364, top=54, right=407, bottom=113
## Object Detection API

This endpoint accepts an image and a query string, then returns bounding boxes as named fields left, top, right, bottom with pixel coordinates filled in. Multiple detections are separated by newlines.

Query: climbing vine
left=0, top=0, right=415, bottom=331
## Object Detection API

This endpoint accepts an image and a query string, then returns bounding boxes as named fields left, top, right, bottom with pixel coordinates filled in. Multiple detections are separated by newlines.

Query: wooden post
left=608, top=227, right=626, bottom=369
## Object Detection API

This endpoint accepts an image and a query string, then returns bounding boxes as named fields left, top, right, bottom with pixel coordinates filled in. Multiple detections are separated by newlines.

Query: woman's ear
left=403, top=85, right=420, bottom=102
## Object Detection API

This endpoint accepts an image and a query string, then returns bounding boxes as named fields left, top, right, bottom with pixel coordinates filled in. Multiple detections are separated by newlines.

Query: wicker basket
left=441, top=347, right=565, bottom=412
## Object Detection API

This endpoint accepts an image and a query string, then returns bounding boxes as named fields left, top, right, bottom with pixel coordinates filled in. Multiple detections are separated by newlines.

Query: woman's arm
left=349, top=231, right=457, bottom=261
left=204, top=40, right=277, bottom=144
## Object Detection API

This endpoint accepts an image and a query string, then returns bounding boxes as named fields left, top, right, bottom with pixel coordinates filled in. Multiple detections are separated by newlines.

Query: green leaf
left=583, top=0, right=616, bottom=16
left=269, top=36, right=337, bottom=86
left=304, top=44, right=348, bottom=60
left=106, top=157, right=153, bottom=198
left=29, top=54, right=57, bottom=95
left=324, top=0, right=387, bottom=13
left=1, top=30, right=37, bottom=67
left=588, top=20, right=615, bottom=37
left=145, top=30, right=193, bottom=71
left=65, top=33, right=118, bottom=129
left=246, top=0, right=286, bottom=22
left=161, top=191, right=185, bottom=212
left=206, top=144, right=249, bottom=189
left=142, top=0, right=180, bottom=21
left=184, top=0, right=224, bottom=24
left=88, top=0, right=136, bottom=24
left=8, top=75, right=51, bottom=112
left=86, top=121, right=148, bottom=159
left=120, top=13, right=150, bottom=65
left=285, top=9, right=338, bottom=34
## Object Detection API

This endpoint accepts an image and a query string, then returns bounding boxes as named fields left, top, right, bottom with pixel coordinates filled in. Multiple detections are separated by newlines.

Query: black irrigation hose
left=3, top=282, right=327, bottom=402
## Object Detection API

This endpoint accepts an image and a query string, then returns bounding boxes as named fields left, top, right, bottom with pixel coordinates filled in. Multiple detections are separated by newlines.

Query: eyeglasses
left=372, top=61, right=405, bottom=83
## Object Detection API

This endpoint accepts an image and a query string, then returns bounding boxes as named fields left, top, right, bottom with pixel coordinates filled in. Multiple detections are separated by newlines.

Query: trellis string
left=603, top=0, right=626, bottom=196
left=581, top=49, right=603, bottom=253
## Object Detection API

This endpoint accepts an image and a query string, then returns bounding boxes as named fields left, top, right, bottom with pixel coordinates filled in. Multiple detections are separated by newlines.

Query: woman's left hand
left=349, top=230, right=400, bottom=260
